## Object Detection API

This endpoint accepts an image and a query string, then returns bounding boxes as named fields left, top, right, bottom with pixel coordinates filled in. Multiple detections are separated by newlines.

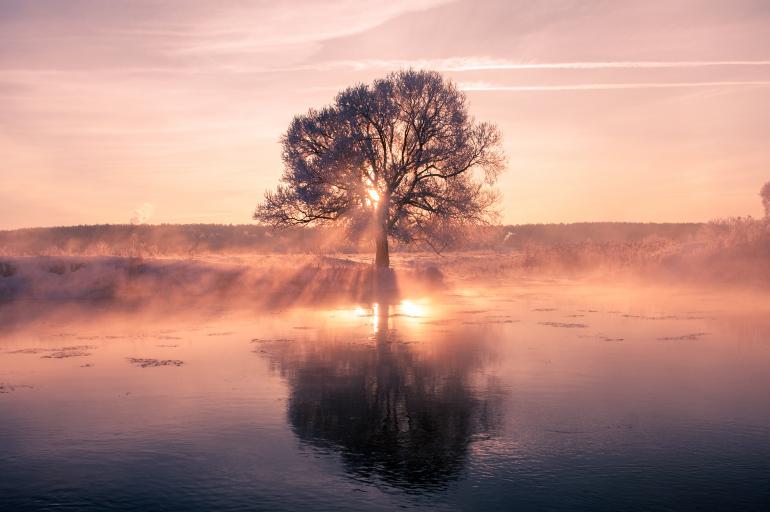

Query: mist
left=1, top=219, right=768, bottom=315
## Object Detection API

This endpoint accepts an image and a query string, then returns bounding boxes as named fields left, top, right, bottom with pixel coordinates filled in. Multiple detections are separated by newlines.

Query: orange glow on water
left=398, top=299, right=428, bottom=318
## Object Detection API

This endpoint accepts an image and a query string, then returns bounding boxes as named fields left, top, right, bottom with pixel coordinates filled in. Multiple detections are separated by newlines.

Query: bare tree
left=762, top=181, right=770, bottom=219
left=255, top=69, right=505, bottom=268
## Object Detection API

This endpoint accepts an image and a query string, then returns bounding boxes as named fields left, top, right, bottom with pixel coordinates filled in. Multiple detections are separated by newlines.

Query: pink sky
left=2, top=0, right=770, bottom=229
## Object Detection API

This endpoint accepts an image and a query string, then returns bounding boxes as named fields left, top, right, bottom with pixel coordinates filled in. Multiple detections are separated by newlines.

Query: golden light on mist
left=398, top=299, right=428, bottom=318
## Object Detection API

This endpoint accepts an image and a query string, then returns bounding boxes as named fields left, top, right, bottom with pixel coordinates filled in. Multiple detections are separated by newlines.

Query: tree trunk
left=374, top=193, right=390, bottom=269
left=375, top=228, right=389, bottom=269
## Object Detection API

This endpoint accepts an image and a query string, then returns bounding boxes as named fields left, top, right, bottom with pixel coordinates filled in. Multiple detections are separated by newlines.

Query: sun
left=365, top=186, right=380, bottom=208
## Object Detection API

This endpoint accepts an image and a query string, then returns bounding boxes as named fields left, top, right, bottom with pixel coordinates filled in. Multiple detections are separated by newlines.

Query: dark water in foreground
left=1, top=280, right=770, bottom=511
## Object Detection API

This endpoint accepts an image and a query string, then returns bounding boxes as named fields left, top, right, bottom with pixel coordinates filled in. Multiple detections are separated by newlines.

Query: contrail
left=319, top=58, right=770, bottom=72
left=7, top=59, right=770, bottom=77
left=458, top=81, right=770, bottom=92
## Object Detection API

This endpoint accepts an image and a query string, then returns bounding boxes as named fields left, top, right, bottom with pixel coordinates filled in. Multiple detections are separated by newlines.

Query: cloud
left=457, top=80, right=770, bottom=92
left=0, top=0, right=454, bottom=71
left=166, top=0, right=453, bottom=55
left=293, top=57, right=770, bottom=73
left=5, top=57, right=770, bottom=81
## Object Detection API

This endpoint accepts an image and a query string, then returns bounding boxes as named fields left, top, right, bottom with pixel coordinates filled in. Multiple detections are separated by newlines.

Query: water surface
left=2, top=280, right=770, bottom=511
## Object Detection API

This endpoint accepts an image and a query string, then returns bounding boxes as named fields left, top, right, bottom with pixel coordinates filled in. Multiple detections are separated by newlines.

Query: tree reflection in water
left=265, top=303, right=503, bottom=492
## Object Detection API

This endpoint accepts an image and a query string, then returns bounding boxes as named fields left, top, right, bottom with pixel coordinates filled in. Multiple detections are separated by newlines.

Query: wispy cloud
left=302, top=57, right=770, bottom=73
left=458, top=80, right=770, bottom=92
left=7, top=57, right=770, bottom=77
left=163, top=0, right=453, bottom=55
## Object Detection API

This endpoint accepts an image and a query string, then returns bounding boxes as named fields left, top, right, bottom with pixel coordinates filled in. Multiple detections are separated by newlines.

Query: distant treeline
left=0, top=222, right=705, bottom=257
left=495, top=222, right=703, bottom=247
left=1, top=219, right=768, bottom=285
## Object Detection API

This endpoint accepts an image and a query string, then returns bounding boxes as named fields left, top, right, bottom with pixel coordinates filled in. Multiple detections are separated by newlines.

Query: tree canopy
left=255, top=69, right=505, bottom=267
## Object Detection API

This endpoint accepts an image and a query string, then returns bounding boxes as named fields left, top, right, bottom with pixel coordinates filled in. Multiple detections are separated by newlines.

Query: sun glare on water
left=398, top=299, right=428, bottom=318
left=372, top=302, right=380, bottom=334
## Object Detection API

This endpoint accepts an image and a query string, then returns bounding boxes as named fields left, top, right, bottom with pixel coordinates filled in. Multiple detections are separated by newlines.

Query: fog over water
left=2, top=263, right=770, bottom=511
